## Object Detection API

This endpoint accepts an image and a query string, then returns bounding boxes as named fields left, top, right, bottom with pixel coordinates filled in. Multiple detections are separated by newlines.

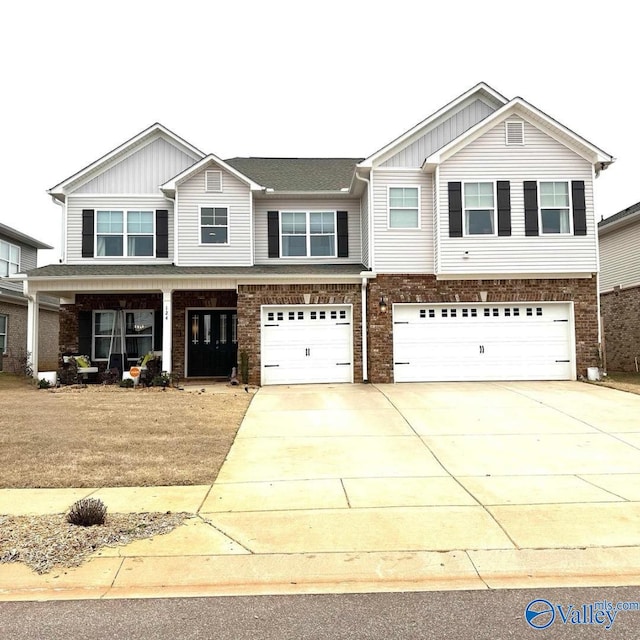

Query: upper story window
left=200, top=207, right=228, bottom=244
left=539, top=181, right=571, bottom=234
left=464, top=182, right=495, bottom=235
left=0, top=240, right=20, bottom=276
left=96, top=210, right=154, bottom=257
left=281, top=211, right=336, bottom=257
left=0, top=314, right=6, bottom=353
left=388, top=187, right=419, bottom=228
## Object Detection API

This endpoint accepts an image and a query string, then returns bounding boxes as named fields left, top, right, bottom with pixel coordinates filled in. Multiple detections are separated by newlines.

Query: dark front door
left=187, top=310, right=237, bottom=377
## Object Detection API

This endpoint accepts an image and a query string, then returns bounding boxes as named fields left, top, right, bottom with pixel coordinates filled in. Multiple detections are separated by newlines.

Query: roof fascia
left=599, top=208, right=640, bottom=236
left=424, top=98, right=615, bottom=169
left=161, top=154, right=263, bottom=193
left=358, top=83, right=508, bottom=169
left=0, top=223, right=52, bottom=249
left=48, top=123, right=206, bottom=197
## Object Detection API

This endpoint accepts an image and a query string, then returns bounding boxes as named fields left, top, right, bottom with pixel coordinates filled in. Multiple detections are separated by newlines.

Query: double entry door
left=187, top=310, right=237, bottom=377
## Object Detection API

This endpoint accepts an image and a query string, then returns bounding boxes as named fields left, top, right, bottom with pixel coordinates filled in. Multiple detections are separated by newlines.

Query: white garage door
left=261, top=305, right=353, bottom=385
left=393, top=302, right=574, bottom=382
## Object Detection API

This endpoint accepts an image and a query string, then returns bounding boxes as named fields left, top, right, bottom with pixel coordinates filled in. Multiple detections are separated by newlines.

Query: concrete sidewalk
left=1, top=381, right=640, bottom=600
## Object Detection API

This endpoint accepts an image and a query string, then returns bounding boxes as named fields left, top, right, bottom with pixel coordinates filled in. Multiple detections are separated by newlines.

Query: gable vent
left=205, top=170, right=222, bottom=192
left=505, top=121, right=524, bottom=145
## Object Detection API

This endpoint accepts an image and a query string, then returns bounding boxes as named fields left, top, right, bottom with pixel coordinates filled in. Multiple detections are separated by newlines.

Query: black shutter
left=572, top=180, right=587, bottom=236
left=267, top=211, right=279, bottom=258
left=82, top=210, right=94, bottom=257
left=496, top=181, right=511, bottom=236
left=154, top=309, right=163, bottom=351
left=78, top=311, right=92, bottom=356
left=448, top=182, right=463, bottom=237
left=523, top=181, right=539, bottom=236
left=337, top=211, right=348, bottom=257
left=156, top=210, right=169, bottom=258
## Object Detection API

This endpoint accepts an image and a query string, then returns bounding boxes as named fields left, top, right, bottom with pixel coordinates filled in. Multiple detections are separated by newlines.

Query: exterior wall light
left=379, top=296, right=388, bottom=313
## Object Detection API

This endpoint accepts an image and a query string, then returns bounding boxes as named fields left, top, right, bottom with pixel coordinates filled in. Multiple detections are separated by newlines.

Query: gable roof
left=599, top=201, right=640, bottom=235
left=225, top=158, right=363, bottom=192
left=0, top=222, right=52, bottom=249
left=358, top=82, right=508, bottom=169
left=423, top=97, right=615, bottom=173
left=48, top=123, right=205, bottom=200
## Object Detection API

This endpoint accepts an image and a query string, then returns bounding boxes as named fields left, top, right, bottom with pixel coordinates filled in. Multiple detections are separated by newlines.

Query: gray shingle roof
left=599, top=201, right=640, bottom=229
left=26, top=264, right=367, bottom=278
left=224, top=158, right=363, bottom=192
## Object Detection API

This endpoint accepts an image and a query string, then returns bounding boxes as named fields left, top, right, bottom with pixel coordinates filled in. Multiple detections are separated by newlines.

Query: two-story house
left=22, top=83, right=613, bottom=385
left=0, top=223, right=59, bottom=373
left=598, top=203, right=640, bottom=372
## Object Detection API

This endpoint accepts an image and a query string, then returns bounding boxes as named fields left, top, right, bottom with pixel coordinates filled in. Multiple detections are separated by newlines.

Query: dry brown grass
left=596, top=372, right=640, bottom=396
left=0, top=374, right=252, bottom=489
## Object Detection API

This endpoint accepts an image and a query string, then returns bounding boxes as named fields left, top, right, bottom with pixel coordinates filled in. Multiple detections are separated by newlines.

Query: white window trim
left=505, top=120, right=525, bottom=146
left=205, top=170, right=223, bottom=193
left=537, top=179, right=573, bottom=236
left=95, top=210, right=156, bottom=258
left=0, top=239, right=20, bottom=276
left=0, top=313, right=7, bottom=354
left=387, top=185, right=421, bottom=230
left=279, top=210, right=338, bottom=258
left=462, top=180, right=497, bottom=237
left=199, top=205, right=230, bottom=246
left=91, top=309, right=155, bottom=363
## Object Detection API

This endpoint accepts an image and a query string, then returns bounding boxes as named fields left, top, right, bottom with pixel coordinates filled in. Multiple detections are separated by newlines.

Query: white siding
left=382, top=99, right=496, bottom=168
left=0, top=237, right=37, bottom=293
left=253, top=198, right=362, bottom=264
left=75, top=137, right=199, bottom=194
left=176, top=164, right=252, bottom=266
left=371, top=169, right=434, bottom=273
left=599, top=222, right=640, bottom=291
left=66, top=195, right=175, bottom=263
left=437, top=118, right=597, bottom=275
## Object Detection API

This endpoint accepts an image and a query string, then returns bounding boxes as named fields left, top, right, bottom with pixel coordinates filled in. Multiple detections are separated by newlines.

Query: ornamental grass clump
left=67, top=498, right=107, bottom=527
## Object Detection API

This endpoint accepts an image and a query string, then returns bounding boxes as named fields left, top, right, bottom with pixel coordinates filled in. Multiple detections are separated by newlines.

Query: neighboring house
left=598, top=203, right=640, bottom=372
left=0, top=223, right=58, bottom=373
left=23, top=82, right=613, bottom=385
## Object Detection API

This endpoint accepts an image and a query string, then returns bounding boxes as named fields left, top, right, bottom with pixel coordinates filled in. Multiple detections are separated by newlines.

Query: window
left=464, top=182, right=495, bottom=235
left=0, top=314, right=6, bottom=353
left=93, top=310, right=154, bottom=363
left=281, top=211, right=336, bottom=257
left=200, top=207, right=228, bottom=244
left=388, top=187, right=419, bottom=228
left=539, top=181, right=571, bottom=234
left=96, top=210, right=154, bottom=256
left=0, top=240, right=20, bottom=276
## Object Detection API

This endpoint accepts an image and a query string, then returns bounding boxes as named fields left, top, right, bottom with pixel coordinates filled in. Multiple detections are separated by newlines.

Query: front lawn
left=596, top=371, right=640, bottom=396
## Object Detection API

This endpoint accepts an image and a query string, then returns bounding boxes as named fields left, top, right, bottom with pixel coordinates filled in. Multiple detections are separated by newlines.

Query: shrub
left=37, top=378, right=51, bottom=389
left=119, top=378, right=134, bottom=388
left=67, top=498, right=107, bottom=527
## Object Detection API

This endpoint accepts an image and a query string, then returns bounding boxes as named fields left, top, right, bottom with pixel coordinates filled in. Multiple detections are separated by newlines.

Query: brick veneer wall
left=600, top=286, right=640, bottom=372
left=367, top=274, right=599, bottom=383
left=237, top=283, right=362, bottom=386
left=0, top=301, right=59, bottom=373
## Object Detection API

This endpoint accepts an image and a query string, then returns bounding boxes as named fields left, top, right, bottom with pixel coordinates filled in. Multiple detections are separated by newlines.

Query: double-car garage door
left=393, top=302, right=574, bottom=382
left=261, top=305, right=353, bottom=385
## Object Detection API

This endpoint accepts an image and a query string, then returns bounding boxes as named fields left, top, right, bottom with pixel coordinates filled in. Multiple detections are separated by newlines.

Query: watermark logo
left=525, top=598, right=640, bottom=631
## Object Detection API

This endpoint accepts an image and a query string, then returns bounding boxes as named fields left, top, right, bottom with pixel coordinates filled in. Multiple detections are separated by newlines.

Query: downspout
left=50, top=196, right=65, bottom=263
left=355, top=168, right=372, bottom=382
left=593, top=165, right=604, bottom=372
left=165, top=193, right=178, bottom=265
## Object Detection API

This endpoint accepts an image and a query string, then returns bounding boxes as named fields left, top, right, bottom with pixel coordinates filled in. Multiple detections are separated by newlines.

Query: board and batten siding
left=65, top=195, right=175, bottom=263
left=176, top=165, right=252, bottom=267
left=381, top=99, right=497, bottom=169
left=253, top=198, right=362, bottom=264
left=599, top=222, right=640, bottom=292
left=371, top=169, right=434, bottom=273
left=75, top=137, right=200, bottom=194
left=437, top=118, right=597, bottom=275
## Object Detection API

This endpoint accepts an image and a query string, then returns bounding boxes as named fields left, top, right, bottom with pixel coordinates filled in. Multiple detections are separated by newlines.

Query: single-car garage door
left=261, top=305, right=353, bottom=385
left=393, top=302, right=574, bottom=382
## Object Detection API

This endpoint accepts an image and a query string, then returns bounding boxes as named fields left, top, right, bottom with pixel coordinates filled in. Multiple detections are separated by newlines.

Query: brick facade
left=0, top=301, right=59, bottom=373
left=601, top=286, right=640, bottom=372
left=237, top=283, right=363, bottom=386
left=367, top=274, right=599, bottom=382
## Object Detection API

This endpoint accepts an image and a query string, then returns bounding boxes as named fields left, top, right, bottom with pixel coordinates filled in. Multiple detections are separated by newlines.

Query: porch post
left=162, top=289, right=172, bottom=373
left=26, top=292, right=39, bottom=378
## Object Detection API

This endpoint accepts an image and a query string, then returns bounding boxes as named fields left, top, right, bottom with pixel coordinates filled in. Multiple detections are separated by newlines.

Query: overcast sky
left=1, top=0, right=636, bottom=266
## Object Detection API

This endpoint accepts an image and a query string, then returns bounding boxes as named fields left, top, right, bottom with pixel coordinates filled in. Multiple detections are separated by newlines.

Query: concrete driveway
left=198, top=381, right=640, bottom=588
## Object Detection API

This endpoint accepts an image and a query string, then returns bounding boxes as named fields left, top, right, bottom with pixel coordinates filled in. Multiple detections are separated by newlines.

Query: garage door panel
left=393, top=303, right=573, bottom=382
